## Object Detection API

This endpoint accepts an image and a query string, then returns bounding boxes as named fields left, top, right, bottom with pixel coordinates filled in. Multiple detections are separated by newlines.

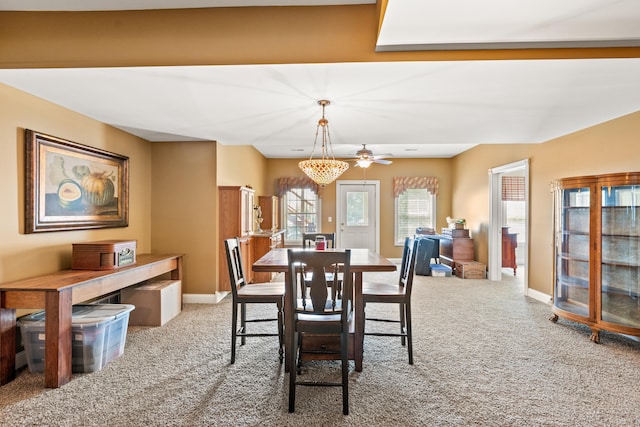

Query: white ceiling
left=1, top=1, right=640, bottom=160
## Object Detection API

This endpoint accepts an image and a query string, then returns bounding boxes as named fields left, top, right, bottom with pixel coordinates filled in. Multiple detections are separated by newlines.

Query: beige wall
left=3, top=5, right=639, bottom=300
left=0, top=83, right=152, bottom=306
left=265, top=158, right=452, bottom=258
left=215, top=144, right=268, bottom=292
left=0, top=83, right=271, bottom=298
left=3, top=81, right=640, bottom=300
left=451, top=111, right=640, bottom=295
left=151, top=141, right=217, bottom=295
left=216, top=144, right=267, bottom=195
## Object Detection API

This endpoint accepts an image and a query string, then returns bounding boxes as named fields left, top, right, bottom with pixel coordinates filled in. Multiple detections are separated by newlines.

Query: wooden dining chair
left=363, top=237, right=419, bottom=364
left=301, top=232, right=341, bottom=295
left=224, top=238, right=284, bottom=364
left=285, top=249, right=352, bottom=415
left=302, top=232, right=336, bottom=249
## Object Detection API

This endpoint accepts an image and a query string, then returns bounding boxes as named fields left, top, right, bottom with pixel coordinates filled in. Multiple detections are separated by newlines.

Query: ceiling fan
left=351, top=144, right=393, bottom=168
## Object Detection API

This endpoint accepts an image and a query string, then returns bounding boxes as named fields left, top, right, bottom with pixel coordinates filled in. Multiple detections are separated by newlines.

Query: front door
left=336, top=180, right=380, bottom=252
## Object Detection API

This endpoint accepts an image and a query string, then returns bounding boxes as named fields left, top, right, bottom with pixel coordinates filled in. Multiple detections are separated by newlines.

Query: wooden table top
left=0, top=253, right=183, bottom=292
left=252, top=248, right=397, bottom=273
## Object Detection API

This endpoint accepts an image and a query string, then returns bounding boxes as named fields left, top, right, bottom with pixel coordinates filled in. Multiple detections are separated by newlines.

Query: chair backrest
left=286, top=249, right=351, bottom=321
left=224, top=237, right=246, bottom=299
left=398, top=237, right=419, bottom=295
left=302, top=233, right=336, bottom=249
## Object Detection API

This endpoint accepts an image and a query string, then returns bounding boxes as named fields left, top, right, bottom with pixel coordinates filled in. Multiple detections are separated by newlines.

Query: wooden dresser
left=501, top=227, right=518, bottom=275
left=438, top=228, right=474, bottom=270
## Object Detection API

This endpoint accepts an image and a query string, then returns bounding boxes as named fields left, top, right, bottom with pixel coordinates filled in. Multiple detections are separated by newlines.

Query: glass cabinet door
left=554, top=186, right=591, bottom=318
left=600, top=184, right=640, bottom=328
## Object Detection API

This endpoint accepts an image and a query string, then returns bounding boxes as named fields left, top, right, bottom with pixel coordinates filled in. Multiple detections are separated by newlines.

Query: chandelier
left=299, top=100, right=349, bottom=186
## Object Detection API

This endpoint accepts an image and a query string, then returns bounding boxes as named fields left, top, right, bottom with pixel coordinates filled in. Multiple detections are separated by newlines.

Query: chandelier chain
left=299, top=100, right=349, bottom=186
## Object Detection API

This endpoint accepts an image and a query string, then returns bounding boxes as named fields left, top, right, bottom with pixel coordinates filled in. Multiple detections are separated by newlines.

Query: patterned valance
left=502, top=176, right=525, bottom=201
left=393, top=177, right=439, bottom=197
left=276, top=177, right=320, bottom=197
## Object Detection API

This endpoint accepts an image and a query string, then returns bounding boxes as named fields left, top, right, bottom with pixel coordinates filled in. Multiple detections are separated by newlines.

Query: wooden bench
left=0, top=253, right=183, bottom=388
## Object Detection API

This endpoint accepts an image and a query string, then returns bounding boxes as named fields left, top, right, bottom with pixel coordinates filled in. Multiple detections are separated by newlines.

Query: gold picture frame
left=25, top=130, right=129, bottom=233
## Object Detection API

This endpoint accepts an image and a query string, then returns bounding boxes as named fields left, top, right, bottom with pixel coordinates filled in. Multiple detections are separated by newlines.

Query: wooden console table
left=0, top=253, right=183, bottom=388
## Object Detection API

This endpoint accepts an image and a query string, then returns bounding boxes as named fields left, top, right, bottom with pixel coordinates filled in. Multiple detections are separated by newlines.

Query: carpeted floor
left=1, top=271, right=640, bottom=426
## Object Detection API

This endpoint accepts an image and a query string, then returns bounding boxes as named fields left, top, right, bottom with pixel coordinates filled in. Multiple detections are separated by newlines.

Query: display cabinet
left=551, top=172, right=640, bottom=342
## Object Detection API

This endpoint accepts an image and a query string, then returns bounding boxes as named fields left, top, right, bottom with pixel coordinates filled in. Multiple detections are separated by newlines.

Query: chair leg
left=341, top=330, right=349, bottom=416
left=399, top=304, right=407, bottom=346
left=405, top=301, right=413, bottom=365
left=296, top=334, right=303, bottom=374
left=231, top=302, right=238, bottom=364
left=288, top=331, right=297, bottom=413
left=240, top=302, right=247, bottom=346
left=277, top=301, right=284, bottom=363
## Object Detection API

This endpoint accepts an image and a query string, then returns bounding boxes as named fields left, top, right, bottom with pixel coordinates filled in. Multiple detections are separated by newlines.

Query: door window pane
left=346, top=191, right=368, bottom=226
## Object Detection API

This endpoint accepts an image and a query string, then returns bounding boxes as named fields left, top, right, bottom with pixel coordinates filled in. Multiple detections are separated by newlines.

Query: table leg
left=171, top=258, right=183, bottom=310
left=0, top=306, right=17, bottom=385
left=44, top=289, right=72, bottom=388
left=354, top=272, right=364, bottom=372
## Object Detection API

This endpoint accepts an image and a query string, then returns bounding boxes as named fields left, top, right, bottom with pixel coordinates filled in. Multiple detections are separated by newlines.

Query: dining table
left=252, top=247, right=397, bottom=372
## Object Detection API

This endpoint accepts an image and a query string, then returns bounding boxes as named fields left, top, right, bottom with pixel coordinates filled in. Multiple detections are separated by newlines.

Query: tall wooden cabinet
left=551, top=172, right=640, bottom=342
left=219, top=186, right=255, bottom=292
left=258, top=195, right=280, bottom=231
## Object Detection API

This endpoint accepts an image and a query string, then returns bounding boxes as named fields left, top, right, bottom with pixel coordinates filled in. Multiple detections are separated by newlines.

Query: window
left=283, top=187, right=320, bottom=245
left=395, top=188, right=435, bottom=245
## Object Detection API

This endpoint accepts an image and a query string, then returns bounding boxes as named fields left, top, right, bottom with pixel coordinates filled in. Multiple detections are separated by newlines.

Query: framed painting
left=25, top=130, right=129, bottom=233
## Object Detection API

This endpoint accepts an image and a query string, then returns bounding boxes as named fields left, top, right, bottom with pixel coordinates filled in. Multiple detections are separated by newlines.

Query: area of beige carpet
left=2, top=271, right=640, bottom=426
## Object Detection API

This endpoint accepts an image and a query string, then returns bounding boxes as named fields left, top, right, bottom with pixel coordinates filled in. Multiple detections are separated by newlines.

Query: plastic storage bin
left=18, top=304, right=135, bottom=374
left=430, top=264, right=452, bottom=277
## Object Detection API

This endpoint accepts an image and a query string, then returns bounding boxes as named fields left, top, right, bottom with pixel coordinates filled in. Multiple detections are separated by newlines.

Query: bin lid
left=18, top=304, right=135, bottom=326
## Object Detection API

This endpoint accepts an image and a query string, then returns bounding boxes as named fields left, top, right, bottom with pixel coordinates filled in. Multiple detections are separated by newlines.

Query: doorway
left=488, top=160, right=529, bottom=292
left=335, top=180, right=380, bottom=252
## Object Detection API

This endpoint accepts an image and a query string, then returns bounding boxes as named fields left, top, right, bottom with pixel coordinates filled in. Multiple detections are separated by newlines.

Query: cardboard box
left=121, top=280, right=182, bottom=326
left=454, top=261, right=486, bottom=279
left=72, top=240, right=136, bottom=270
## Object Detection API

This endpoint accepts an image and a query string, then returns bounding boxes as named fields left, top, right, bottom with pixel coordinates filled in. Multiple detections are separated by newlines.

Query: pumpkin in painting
left=81, top=171, right=115, bottom=206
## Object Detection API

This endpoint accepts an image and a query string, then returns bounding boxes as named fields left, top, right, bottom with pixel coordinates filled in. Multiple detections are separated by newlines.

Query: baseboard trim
left=183, top=292, right=228, bottom=304
left=526, top=287, right=552, bottom=305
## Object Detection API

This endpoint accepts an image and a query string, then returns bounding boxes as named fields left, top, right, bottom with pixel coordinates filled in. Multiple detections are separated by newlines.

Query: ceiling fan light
left=356, top=158, right=373, bottom=168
